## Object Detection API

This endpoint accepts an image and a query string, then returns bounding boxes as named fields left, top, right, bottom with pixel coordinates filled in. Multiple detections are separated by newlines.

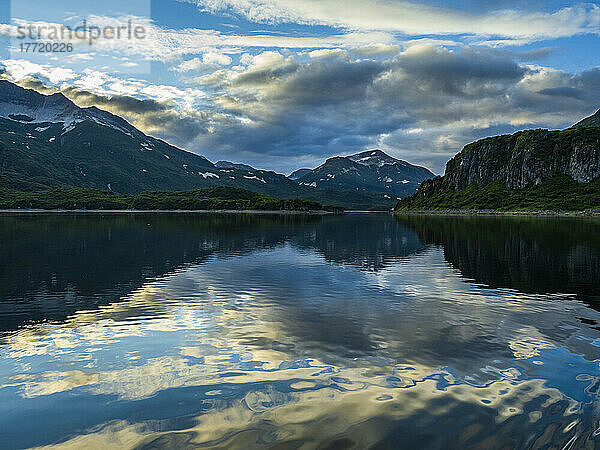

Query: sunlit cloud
left=188, top=0, right=600, bottom=43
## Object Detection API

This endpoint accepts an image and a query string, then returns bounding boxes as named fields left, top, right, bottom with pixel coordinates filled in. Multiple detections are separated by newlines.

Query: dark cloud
left=62, top=87, right=172, bottom=115
left=16, top=77, right=57, bottom=94
left=514, top=47, right=557, bottom=62
left=231, top=61, right=300, bottom=87
left=57, top=86, right=212, bottom=146
left=537, top=86, right=584, bottom=99
left=392, top=46, right=528, bottom=97
left=575, top=67, right=600, bottom=89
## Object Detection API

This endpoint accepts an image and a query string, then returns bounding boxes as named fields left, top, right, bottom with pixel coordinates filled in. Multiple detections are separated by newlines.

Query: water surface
left=1, top=213, right=600, bottom=449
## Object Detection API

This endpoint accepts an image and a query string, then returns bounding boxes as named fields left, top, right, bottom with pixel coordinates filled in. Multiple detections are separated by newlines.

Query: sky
left=0, top=0, right=600, bottom=174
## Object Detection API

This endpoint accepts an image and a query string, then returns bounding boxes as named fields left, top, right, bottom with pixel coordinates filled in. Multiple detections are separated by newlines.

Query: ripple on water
left=0, top=214, right=599, bottom=448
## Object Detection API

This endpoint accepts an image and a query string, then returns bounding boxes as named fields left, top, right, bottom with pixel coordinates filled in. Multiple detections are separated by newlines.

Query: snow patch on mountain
left=348, top=150, right=400, bottom=167
left=244, top=175, right=267, bottom=183
left=199, top=172, right=220, bottom=179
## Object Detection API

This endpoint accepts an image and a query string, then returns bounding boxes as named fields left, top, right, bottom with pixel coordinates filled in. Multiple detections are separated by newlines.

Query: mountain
left=294, top=149, right=434, bottom=197
left=396, top=112, right=600, bottom=211
left=216, top=161, right=255, bottom=171
left=0, top=80, right=146, bottom=138
left=288, top=168, right=312, bottom=180
left=0, top=80, right=423, bottom=210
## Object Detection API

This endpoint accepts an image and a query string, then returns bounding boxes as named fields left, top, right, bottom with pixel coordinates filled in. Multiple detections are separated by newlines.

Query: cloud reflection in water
left=0, top=214, right=599, bottom=448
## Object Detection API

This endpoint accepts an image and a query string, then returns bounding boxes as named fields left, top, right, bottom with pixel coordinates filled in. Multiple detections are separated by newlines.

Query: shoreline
left=0, top=209, right=341, bottom=215
left=395, top=209, right=600, bottom=217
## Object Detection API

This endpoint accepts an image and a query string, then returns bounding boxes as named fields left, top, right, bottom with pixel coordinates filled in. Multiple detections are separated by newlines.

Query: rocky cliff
left=415, top=114, right=600, bottom=199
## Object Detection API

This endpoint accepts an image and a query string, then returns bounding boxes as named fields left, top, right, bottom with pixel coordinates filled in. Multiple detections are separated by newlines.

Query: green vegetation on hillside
left=0, top=186, right=335, bottom=211
left=0, top=118, right=393, bottom=210
left=395, top=175, right=600, bottom=211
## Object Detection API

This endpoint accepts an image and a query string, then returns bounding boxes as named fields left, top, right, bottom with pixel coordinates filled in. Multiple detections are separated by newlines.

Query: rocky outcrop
left=416, top=122, right=600, bottom=198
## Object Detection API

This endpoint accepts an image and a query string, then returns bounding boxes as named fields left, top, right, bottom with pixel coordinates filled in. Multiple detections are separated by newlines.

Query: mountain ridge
left=0, top=80, right=424, bottom=209
left=216, top=161, right=255, bottom=171
left=289, top=168, right=312, bottom=180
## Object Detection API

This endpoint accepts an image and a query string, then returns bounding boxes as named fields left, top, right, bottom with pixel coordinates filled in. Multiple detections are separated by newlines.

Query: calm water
left=1, top=213, right=600, bottom=449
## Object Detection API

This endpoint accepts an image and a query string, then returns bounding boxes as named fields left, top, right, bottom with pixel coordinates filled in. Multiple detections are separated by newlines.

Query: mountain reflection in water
left=0, top=213, right=599, bottom=449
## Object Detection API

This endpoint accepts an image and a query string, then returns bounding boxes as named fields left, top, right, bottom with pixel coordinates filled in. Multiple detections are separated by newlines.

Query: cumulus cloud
left=203, top=51, right=233, bottom=66
left=173, top=51, right=234, bottom=73
left=0, top=61, right=207, bottom=107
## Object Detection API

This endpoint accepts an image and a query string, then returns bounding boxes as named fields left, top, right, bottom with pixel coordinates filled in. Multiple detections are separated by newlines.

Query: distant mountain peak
left=0, top=81, right=80, bottom=125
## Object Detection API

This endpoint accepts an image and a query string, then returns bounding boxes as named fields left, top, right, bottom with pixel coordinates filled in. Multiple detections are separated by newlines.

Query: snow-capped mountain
left=348, top=150, right=401, bottom=167
left=293, top=150, right=435, bottom=197
left=0, top=80, right=142, bottom=138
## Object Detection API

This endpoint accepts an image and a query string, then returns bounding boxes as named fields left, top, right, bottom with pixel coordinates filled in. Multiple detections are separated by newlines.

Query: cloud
left=203, top=51, right=233, bottom=65
left=187, top=44, right=600, bottom=172
left=0, top=59, right=77, bottom=84
left=59, top=84, right=216, bottom=144
left=0, top=16, right=397, bottom=65
left=173, top=51, right=234, bottom=73
left=3, top=42, right=600, bottom=174
left=187, top=0, right=600, bottom=42
left=512, top=47, right=557, bottom=62
left=537, top=86, right=585, bottom=100
left=0, top=62, right=207, bottom=108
